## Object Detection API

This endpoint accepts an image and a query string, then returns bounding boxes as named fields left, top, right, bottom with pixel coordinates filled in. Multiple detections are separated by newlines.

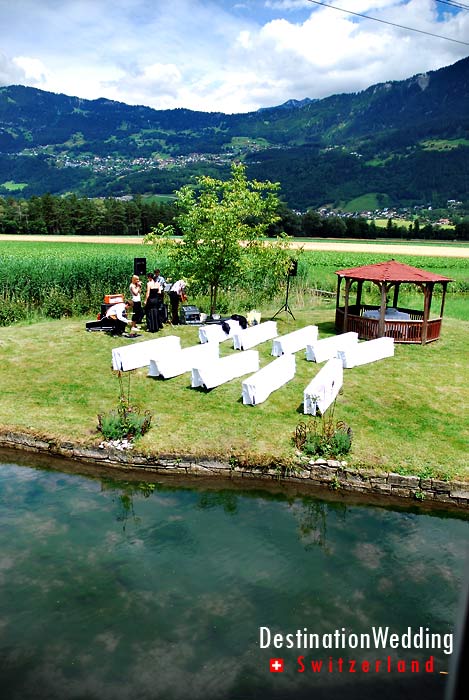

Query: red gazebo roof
left=335, top=259, right=452, bottom=283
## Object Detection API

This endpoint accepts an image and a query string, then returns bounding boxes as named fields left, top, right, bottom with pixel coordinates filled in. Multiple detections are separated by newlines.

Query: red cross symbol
left=270, top=658, right=284, bottom=672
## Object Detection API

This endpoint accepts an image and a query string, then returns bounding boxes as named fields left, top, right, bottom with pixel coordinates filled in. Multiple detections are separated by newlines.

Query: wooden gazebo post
left=421, top=282, right=435, bottom=345
left=343, top=278, right=352, bottom=332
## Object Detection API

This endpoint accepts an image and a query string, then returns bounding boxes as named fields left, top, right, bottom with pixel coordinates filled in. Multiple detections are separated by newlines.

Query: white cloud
left=13, top=56, right=49, bottom=83
left=0, top=52, right=29, bottom=86
left=0, top=0, right=468, bottom=111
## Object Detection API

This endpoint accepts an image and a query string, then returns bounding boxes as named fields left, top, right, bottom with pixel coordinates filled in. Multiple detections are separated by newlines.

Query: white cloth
left=112, top=335, right=181, bottom=371
left=304, top=358, right=343, bottom=415
left=242, top=353, right=296, bottom=406
left=233, top=321, right=278, bottom=351
left=337, top=337, right=394, bottom=369
left=191, top=350, right=259, bottom=390
left=306, top=332, right=358, bottom=363
left=170, top=280, right=186, bottom=295
left=106, top=302, right=128, bottom=323
left=363, top=308, right=411, bottom=320
left=129, top=283, right=141, bottom=303
left=148, top=342, right=219, bottom=379
left=198, top=320, right=241, bottom=344
left=271, top=325, right=318, bottom=357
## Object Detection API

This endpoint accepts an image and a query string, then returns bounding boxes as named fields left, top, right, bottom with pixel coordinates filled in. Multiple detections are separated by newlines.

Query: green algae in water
left=0, top=460, right=467, bottom=700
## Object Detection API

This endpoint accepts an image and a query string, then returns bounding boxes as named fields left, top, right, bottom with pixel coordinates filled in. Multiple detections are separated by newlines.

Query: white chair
left=306, top=332, right=358, bottom=363
left=242, top=353, right=296, bottom=406
left=191, top=350, right=259, bottom=390
left=304, top=358, right=343, bottom=415
left=148, top=342, right=219, bottom=379
left=112, top=335, right=181, bottom=371
left=233, top=321, right=278, bottom=351
left=337, top=337, right=394, bottom=368
left=272, top=325, right=318, bottom=357
left=198, top=320, right=241, bottom=344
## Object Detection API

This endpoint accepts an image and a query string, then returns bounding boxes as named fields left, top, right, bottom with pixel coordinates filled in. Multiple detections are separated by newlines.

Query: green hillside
left=1, top=56, right=468, bottom=209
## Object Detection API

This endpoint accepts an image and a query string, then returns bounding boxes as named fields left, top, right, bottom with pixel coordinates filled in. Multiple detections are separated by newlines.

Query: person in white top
left=129, top=274, right=143, bottom=331
left=105, top=301, right=132, bottom=336
left=169, top=280, right=187, bottom=325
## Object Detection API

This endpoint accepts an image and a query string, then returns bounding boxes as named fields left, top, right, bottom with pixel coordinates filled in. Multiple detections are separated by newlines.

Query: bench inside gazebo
left=334, top=260, right=452, bottom=344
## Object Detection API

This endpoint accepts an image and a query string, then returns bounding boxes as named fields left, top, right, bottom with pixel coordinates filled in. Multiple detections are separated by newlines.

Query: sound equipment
left=289, top=259, right=298, bottom=277
left=134, top=257, right=147, bottom=276
left=179, top=305, right=201, bottom=325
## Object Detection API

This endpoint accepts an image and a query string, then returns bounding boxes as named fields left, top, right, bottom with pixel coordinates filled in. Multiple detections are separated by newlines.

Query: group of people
left=104, top=268, right=187, bottom=336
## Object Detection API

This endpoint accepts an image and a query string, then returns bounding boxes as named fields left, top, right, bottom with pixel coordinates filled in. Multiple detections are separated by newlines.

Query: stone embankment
left=1, top=431, right=467, bottom=511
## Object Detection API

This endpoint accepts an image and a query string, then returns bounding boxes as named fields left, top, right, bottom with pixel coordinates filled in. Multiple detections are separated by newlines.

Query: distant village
left=16, top=145, right=465, bottom=226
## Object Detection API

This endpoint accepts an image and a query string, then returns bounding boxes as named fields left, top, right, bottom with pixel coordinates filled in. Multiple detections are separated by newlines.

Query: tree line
left=0, top=193, right=179, bottom=236
left=0, top=192, right=467, bottom=240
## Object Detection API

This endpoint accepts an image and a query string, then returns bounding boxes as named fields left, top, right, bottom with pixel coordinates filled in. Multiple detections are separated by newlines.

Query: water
left=0, top=457, right=467, bottom=700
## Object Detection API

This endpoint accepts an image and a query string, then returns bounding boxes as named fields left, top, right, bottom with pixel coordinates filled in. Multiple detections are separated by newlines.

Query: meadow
left=0, top=238, right=467, bottom=482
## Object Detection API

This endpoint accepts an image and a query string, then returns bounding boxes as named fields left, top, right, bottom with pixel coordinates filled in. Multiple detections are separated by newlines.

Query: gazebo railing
left=335, top=307, right=442, bottom=344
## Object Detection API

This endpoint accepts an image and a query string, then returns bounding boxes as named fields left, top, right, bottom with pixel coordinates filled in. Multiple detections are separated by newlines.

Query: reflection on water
left=0, top=459, right=467, bottom=700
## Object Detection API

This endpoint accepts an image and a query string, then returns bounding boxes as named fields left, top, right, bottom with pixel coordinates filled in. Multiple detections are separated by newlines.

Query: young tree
left=173, top=162, right=285, bottom=314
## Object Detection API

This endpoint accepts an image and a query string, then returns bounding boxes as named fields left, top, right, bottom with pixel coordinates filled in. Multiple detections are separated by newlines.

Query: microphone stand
left=272, top=272, right=295, bottom=320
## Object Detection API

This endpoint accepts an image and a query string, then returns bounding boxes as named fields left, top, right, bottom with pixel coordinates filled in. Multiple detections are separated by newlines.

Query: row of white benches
left=111, top=325, right=394, bottom=411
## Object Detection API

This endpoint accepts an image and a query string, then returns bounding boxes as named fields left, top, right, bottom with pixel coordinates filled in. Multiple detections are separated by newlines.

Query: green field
left=1, top=180, right=28, bottom=191
left=0, top=239, right=467, bottom=482
left=0, top=240, right=467, bottom=325
left=0, top=309, right=467, bottom=480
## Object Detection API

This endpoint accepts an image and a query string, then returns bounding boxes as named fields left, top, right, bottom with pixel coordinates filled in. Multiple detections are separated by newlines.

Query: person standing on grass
left=105, top=300, right=132, bottom=336
left=129, top=274, right=144, bottom=332
left=168, top=279, right=187, bottom=325
left=144, top=273, right=163, bottom=333
left=153, top=268, right=167, bottom=324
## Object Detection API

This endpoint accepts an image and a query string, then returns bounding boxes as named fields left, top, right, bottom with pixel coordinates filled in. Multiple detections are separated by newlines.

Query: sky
left=1, top=0, right=468, bottom=113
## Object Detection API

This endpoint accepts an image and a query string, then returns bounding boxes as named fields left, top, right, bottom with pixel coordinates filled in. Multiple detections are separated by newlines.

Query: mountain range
left=0, top=55, right=468, bottom=210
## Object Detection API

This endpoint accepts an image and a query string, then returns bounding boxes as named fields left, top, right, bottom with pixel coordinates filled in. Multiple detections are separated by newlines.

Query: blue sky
left=0, top=0, right=468, bottom=112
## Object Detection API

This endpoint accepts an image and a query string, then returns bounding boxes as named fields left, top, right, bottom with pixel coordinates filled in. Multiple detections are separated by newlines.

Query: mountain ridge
left=0, top=55, right=468, bottom=209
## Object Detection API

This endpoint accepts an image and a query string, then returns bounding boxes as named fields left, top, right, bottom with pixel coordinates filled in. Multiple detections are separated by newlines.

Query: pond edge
left=1, top=430, right=468, bottom=512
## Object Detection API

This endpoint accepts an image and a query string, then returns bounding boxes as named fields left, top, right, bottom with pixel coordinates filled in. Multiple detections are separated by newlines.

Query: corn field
left=0, top=240, right=467, bottom=326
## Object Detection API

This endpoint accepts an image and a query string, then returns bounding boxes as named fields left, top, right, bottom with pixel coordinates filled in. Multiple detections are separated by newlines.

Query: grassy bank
left=0, top=305, right=467, bottom=481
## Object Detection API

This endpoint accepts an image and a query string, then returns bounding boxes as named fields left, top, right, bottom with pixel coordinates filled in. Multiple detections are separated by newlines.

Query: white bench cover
left=306, top=332, right=359, bottom=363
left=337, top=337, right=394, bottom=369
left=112, top=335, right=181, bottom=371
left=198, top=320, right=241, bottom=344
left=272, top=325, right=318, bottom=357
left=304, top=358, right=343, bottom=415
left=233, top=321, right=278, bottom=351
left=191, top=350, right=259, bottom=390
left=242, top=353, right=296, bottom=406
left=148, top=342, right=219, bottom=379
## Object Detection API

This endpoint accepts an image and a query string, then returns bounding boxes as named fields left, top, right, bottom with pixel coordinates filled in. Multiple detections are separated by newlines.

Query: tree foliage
left=171, top=162, right=290, bottom=313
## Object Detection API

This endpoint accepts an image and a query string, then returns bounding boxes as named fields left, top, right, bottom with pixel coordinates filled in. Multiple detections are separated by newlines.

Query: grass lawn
left=0, top=305, right=467, bottom=482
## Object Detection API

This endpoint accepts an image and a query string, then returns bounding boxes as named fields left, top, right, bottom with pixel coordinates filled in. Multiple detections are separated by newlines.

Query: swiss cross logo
left=270, top=658, right=284, bottom=673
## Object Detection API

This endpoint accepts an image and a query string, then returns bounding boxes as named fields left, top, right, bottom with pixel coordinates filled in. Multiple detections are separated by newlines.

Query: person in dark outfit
left=129, top=275, right=144, bottom=331
left=168, top=280, right=186, bottom=325
left=153, top=269, right=167, bottom=324
left=144, top=273, right=162, bottom=332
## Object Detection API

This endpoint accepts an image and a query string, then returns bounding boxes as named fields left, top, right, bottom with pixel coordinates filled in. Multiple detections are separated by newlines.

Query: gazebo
left=334, top=260, right=452, bottom=344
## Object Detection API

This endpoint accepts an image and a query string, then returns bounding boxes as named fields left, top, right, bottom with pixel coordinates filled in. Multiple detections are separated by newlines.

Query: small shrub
left=42, top=287, right=73, bottom=319
left=0, top=299, right=29, bottom=326
left=97, top=371, right=152, bottom=442
left=295, top=413, right=353, bottom=459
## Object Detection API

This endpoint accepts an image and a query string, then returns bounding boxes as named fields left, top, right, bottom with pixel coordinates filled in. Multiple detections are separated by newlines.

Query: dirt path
left=1, top=234, right=468, bottom=257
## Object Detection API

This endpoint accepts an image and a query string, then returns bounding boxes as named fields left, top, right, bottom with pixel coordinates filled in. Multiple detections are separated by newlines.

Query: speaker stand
left=272, top=274, right=295, bottom=321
